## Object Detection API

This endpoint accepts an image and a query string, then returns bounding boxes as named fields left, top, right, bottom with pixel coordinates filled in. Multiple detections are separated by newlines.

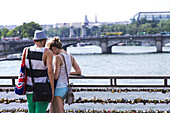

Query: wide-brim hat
left=33, top=30, right=47, bottom=40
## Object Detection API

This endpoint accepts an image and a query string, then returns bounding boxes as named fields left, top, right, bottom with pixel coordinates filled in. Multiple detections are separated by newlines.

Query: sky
left=0, top=0, right=170, bottom=25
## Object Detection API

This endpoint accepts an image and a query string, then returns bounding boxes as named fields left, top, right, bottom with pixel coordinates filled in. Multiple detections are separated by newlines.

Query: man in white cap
left=22, top=30, right=54, bottom=113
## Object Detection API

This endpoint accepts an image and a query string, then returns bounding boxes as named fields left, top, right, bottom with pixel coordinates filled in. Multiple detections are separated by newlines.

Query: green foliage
left=0, top=21, right=42, bottom=39
left=1, top=28, right=9, bottom=37
left=2, top=19, right=170, bottom=39
left=147, top=27, right=159, bottom=34
left=15, top=22, right=42, bottom=38
left=57, top=27, right=69, bottom=38
left=6, top=30, right=14, bottom=37
left=100, top=25, right=110, bottom=33
left=89, top=26, right=100, bottom=36
left=46, top=28, right=58, bottom=37
left=126, top=24, right=138, bottom=34
left=0, top=30, right=1, bottom=38
left=74, top=28, right=81, bottom=37
left=86, top=28, right=91, bottom=36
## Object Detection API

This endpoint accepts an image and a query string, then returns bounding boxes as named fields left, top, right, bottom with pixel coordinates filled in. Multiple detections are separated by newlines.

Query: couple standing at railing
left=21, top=30, right=81, bottom=113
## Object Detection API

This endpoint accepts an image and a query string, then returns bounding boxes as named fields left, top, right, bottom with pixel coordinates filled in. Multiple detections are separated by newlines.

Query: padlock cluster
left=0, top=98, right=27, bottom=104
left=73, top=97, right=170, bottom=105
left=0, top=109, right=170, bottom=113
left=0, top=88, right=170, bottom=93
left=0, top=88, right=15, bottom=93
left=64, top=109, right=170, bottom=113
left=1, top=97, right=169, bottom=105
left=73, top=88, right=170, bottom=93
left=0, top=108, right=28, bottom=113
left=0, top=88, right=169, bottom=113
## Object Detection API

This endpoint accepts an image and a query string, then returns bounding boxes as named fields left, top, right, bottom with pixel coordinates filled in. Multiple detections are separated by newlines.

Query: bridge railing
left=0, top=75, right=170, bottom=112
left=0, top=75, right=170, bottom=87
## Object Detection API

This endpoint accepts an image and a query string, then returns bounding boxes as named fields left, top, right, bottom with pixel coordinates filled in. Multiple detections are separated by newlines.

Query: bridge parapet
left=1, top=35, right=170, bottom=54
left=0, top=40, right=34, bottom=55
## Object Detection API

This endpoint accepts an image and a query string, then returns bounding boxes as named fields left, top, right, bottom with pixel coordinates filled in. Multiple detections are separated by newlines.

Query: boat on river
left=165, top=43, right=170, bottom=47
left=6, top=53, right=22, bottom=60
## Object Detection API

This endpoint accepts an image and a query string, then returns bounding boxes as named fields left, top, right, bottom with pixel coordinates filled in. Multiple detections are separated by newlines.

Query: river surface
left=0, top=46, right=170, bottom=111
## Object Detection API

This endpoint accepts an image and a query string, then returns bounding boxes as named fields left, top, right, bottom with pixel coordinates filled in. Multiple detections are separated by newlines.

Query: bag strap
left=61, top=54, right=71, bottom=91
left=27, top=48, right=34, bottom=84
left=22, top=48, right=28, bottom=65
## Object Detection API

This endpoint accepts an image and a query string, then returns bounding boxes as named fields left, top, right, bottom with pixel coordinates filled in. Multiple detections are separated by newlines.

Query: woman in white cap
left=46, top=36, right=81, bottom=113
left=23, top=30, right=54, bottom=113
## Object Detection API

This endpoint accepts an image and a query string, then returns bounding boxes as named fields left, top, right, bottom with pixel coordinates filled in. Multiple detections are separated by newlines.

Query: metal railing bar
left=69, top=76, right=170, bottom=79
left=110, top=79, right=113, bottom=86
left=0, top=75, right=170, bottom=87
left=164, top=79, right=168, bottom=86
left=0, top=85, right=15, bottom=87
left=71, top=85, right=170, bottom=87
left=1, top=75, right=170, bottom=79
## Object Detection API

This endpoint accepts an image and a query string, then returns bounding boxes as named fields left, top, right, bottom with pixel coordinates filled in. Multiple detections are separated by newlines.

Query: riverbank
left=0, top=55, right=8, bottom=61
left=0, top=53, right=21, bottom=61
left=0, top=51, right=11, bottom=59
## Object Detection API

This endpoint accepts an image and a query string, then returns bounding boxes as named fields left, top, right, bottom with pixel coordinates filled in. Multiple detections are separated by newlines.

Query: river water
left=0, top=46, right=170, bottom=111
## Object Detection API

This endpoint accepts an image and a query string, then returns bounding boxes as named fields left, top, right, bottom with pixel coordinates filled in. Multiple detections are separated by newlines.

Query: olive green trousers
left=26, top=93, right=49, bottom=113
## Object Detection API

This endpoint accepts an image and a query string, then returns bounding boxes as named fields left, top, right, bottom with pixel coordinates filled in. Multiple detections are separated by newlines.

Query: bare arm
left=70, top=56, right=81, bottom=75
left=45, top=49, right=54, bottom=96
left=54, top=55, right=62, bottom=80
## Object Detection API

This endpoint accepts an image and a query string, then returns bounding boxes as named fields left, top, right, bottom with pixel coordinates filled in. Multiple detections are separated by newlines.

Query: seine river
left=0, top=46, right=170, bottom=111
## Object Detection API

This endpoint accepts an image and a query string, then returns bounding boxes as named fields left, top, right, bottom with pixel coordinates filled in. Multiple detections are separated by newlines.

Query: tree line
left=0, top=19, right=170, bottom=39
left=0, top=22, right=42, bottom=39
left=46, top=18, right=170, bottom=37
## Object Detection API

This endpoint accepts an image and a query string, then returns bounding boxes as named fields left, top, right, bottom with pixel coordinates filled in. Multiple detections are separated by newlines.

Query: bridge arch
left=63, top=42, right=78, bottom=51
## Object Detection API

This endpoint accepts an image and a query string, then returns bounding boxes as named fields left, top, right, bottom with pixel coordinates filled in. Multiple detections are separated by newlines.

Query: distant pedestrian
left=46, top=36, right=81, bottom=113
left=23, top=30, right=54, bottom=113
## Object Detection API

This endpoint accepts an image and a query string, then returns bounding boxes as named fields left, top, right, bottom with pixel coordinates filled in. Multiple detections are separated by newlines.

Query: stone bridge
left=1, top=35, right=170, bottom=54
left=61, top=35, right=170, bottom=53
left=0, top=40, right=34, bottom=54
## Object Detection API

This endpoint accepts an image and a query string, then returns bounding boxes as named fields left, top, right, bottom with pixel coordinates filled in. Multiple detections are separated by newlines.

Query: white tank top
left=55, top=53, right=72, bottom=88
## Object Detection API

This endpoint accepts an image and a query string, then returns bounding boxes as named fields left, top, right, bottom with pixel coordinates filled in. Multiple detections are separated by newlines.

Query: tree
left=147, top=28, right=159, bottom=34
left=89, top=26, right=100, bottom=36
left=14, top=21, right=42, bottom=38
left=7, top=30, right=14, bottom=37
left=74, top=28, right=81, bottom=37
left=1, top=28, right=9, bottom=37
left=86, top=27, right=91, bottom=36
left=157, top=19, right=170, bottom=32
left=46, top=28, right=58, bottom=37
left=139, top=23, right=152, bottom=32
left=57, top=27, right=69, bottom=38
left=0, top=30, right=2, bottom=38
left=126, top=23, right=138, bottom=35
left=100, top=25, right=110, bottom=33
